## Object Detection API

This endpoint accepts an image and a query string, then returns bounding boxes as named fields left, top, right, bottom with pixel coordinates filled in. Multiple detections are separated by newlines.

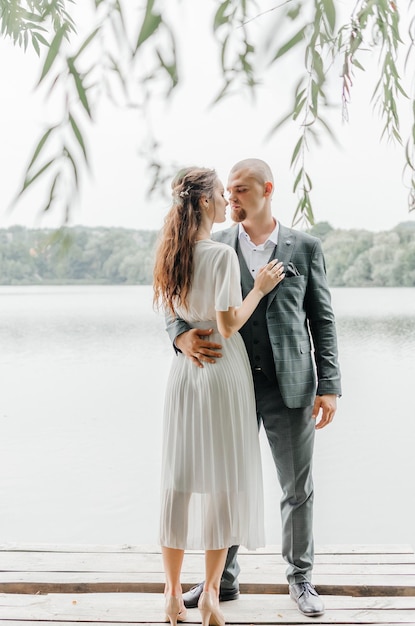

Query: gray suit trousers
left=222, top=371, right=315, bottom=588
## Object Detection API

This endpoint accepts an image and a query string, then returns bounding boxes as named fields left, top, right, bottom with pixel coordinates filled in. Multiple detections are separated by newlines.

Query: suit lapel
left=214, top=223, right=295, bottom=307
left=267, top=223, right=295, bottom=308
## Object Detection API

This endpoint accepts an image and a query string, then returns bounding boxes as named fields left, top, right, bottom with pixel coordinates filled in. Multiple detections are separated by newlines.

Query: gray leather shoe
left=183, top=582, right=239, bottom=609
left=289, top=582, right=325, bottom=617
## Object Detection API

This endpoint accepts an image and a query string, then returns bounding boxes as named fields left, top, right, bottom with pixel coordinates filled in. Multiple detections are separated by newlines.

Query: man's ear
left=264, top=181, right=273, bottom=196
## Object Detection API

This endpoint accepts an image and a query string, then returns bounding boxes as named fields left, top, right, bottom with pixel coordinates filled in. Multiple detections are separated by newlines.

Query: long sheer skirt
left=159, top=324, right=265, bottom=550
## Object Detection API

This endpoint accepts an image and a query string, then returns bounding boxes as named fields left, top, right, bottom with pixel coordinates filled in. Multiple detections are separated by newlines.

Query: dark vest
left=237, top=244, right=277, bottom=382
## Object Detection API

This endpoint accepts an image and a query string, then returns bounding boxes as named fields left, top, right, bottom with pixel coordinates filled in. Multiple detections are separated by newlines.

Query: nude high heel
left=198, top=591, right=225, bottom=626
left=164, top=595, right=187, bottom=625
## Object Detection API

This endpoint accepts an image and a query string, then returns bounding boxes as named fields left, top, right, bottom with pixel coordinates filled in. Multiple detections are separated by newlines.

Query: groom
left=166, top=158, right=341, bottom=617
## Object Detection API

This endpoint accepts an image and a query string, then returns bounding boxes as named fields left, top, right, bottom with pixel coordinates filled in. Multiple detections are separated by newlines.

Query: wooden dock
left=1, top=543, right=415, bottom=624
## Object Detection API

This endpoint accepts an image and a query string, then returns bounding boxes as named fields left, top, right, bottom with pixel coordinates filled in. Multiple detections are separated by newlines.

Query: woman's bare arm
left=217, top=260, right=284, bottom=338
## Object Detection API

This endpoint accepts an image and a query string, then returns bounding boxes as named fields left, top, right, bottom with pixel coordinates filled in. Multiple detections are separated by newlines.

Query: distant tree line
left=0, top=226, right=158, bottom=285
left=309, top=221, right=415, bottom=287
left=1, top=222, right=415, bottom=287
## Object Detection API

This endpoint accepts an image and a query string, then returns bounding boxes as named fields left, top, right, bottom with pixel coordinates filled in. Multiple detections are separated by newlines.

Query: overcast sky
left=1, top=1, right=415, bottom=233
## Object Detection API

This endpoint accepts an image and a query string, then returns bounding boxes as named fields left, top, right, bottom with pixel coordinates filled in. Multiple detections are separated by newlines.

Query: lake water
left=0, top=286, right=414, bottom=549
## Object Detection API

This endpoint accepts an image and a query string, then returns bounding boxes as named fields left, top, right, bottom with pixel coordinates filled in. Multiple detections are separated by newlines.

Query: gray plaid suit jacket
left=165, top=223, right=341, bottom=409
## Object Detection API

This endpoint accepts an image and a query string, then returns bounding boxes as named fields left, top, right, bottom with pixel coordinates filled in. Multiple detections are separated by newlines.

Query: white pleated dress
left=160, top=239, right=265, bottom=551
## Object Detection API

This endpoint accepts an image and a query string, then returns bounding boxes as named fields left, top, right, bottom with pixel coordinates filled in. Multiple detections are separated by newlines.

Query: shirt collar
left=238, top=219, right=279, bottom=246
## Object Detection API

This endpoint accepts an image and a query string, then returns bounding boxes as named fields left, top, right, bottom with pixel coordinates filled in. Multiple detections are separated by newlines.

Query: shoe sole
left=289, top=592, right=324, bottom=617
left=297, top=609, right=325, bottom=617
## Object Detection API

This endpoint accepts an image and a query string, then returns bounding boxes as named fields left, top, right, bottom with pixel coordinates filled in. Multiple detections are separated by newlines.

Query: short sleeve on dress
left=214, top=247, right=243, bottom=311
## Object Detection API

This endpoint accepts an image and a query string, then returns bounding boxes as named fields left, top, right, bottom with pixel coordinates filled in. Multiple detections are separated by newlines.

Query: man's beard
left=231, top=207, right=247, bottom=222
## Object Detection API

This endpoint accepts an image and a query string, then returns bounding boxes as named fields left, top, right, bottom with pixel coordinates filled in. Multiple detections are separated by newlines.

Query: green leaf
left=69, top=114, right=88, bottom=163
left=396, top=81, right=408, bottom=99
left=392, top=127, right=402, bottom=144
left=156, top=50, right=178, bottom=90
left=293, top=97, right=307, bottom=121
left=304, top=196, right=314, bottom=224
left=27, top=126, right=56, bottom=171
left=33, top=32, right=49, bottom=47
left=351, top=58, right=365, bottom=71
left=318, top=116, right=340, bottom=146
left=291, top=136, right=303, bottom=166
left=311, top=80, right=319, bottom=113
left=212, top=79, right=233, bottom=105
left=294, top=88, right=306, bottom=107
left=67, top=58, right=92, bottom=118
left=20, top=9, right=43, bottom=23
left=38, top=23, right=68, bottom=84
left=32, top=33, right=40, bottom=56
left=312, top=49, right=325, bottom=84
left=107, top=53, right=128, bottom=95
left=43, top=172, right=61, bottom=213
left=135, top=0, right=162, bottom=51
left=64, top=147, right=79, bottom=187
left=269, top=111, right=294, bottom=135
left=287, top=3, right=302, bottom=21
left=293, top=167, right=303, bottom=193
left=292, top=198, right=303, bottom=226
left=72, top=27, right=100, bottom=62
left=272, top=26, right=306, bottom=62
left=220, top=35, right=229, bottom=71
left=322, top=0, right=336, bottom=32
left=21, top=159, right=55, bottom=194
left=214, top=1, right=231, bottom=30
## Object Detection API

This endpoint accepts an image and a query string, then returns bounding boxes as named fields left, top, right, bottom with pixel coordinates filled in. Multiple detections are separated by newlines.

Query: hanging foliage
left=1, top=0, right=414, bottom=224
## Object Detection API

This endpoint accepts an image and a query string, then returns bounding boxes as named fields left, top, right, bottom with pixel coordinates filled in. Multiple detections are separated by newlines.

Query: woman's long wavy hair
left=153, top=167, right=218, bottom=315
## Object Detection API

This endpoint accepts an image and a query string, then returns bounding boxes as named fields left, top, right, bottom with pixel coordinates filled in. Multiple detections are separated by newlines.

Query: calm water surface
left=0, top=286, right=414, bottom=548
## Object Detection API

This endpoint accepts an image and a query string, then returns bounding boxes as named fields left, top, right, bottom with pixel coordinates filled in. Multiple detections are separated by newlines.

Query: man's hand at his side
left=312, top=394, right=337, bottom=429
left=175, top=329, right=223, bottom=368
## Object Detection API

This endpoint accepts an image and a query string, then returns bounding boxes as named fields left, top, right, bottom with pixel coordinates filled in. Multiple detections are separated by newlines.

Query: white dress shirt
left=238, top=220, right=279, bottom=278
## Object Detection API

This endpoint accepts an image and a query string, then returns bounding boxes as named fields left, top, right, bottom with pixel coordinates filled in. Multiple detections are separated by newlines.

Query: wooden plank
left=2, top=551, right=414, bottom=573
left=0, top=618, right=414, bottom=626
left=1, top=593, right=415, bottom=624
left=5, top=593, right=410, bottom=611
left=1, top=574, right=415, bottom=596
left=0, top=551, right=165, bottom=572
left=0, top=618, right=413, bottom=626
left=0, top=544, right=414, bottom=598
left=1, top=567, right=415, bottom=584
left=0, top=543, right=413, bottom=555
left=1, top=551, right=415, bottom=595
left=238, top=573, right=415, bottom=597
left=1, top=551, right=414, bottom=573
left=313, top=553, right=415, bottom=564
left=0, top=543, right=162, bottom=554
left=311, top=545, right=415, bottom=555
